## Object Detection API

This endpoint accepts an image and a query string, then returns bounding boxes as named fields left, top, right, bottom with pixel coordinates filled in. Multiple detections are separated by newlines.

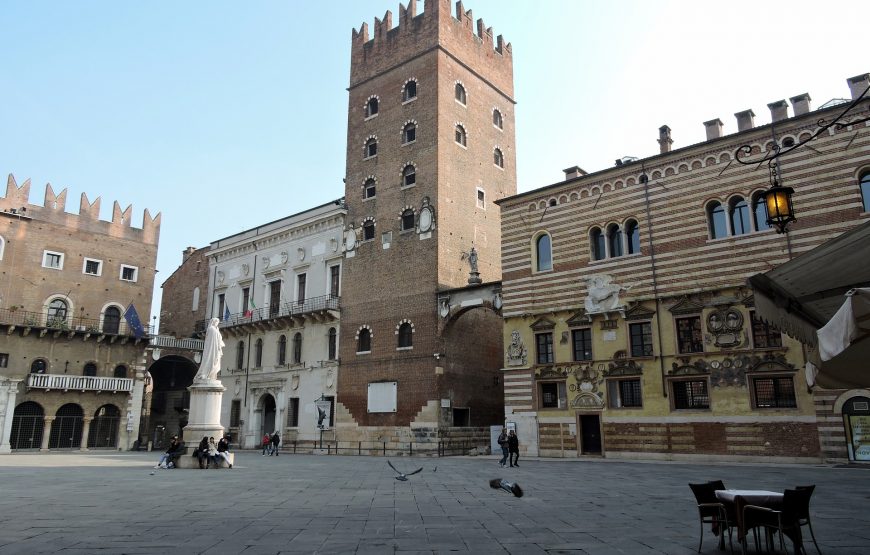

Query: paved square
left=0, top=451, right=867, bottom=554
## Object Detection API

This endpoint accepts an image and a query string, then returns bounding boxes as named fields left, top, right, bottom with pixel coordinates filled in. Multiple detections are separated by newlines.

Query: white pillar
left=0, top=378, right=22, bottom=453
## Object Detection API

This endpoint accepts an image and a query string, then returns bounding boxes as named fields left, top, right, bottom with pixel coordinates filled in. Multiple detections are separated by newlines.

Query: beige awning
left=747, top=220, right=870, bottom=388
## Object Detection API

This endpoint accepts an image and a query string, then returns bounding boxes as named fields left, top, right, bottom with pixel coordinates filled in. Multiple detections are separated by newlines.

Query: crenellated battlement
left=1, top=174, right=160, bottom=244
left=350, top=0, right=513, bottom=94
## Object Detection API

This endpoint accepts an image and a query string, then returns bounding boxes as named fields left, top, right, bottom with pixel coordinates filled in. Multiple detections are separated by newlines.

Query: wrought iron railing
left=195, top=294, right=340, bottom=332
left=27, top=373, right=135, bottom=393
left=0, top=307, right=153, bottom=337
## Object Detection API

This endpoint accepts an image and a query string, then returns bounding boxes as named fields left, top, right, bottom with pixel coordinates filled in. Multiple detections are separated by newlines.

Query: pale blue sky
left=2, top=1, right=867, bottom=329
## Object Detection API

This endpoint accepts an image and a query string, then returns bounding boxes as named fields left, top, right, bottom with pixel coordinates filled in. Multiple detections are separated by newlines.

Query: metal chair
left=794, top=486, right=822, bottom=554
left=689, top=481, right=733, bottom=554
left=743, top=487, right=818, bottom=555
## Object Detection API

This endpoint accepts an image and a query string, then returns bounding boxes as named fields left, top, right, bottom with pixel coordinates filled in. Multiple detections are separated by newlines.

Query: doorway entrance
left=578, top=413, right=602, bottom=455
left=261, top=394, right=276, bottom=435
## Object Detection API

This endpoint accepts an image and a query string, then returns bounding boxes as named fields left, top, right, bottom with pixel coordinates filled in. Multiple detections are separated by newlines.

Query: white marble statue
left=196, top=318, right=225, bottom=381
left=584, top=274, right=631, bottom=314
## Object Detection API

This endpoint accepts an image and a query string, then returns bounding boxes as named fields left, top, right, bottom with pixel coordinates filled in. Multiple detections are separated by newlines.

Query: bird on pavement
left=490, top=478, right=523, bottom=498
left=388, top=460, right=423, bottom=481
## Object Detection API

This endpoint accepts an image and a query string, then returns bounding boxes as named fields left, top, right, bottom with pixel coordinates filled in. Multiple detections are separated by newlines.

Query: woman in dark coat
left=196, top=436, right=210, bottom=469
left=507, top=430, right=519, bottom=467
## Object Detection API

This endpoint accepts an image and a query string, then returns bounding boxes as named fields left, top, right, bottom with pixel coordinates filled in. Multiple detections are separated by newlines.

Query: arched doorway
left=143, top=355, right=198, bottom=449
left=261, top=394, right=276, bottom=436
left=49, top=403, right=84, bottom=449
left=88, top=404, right=121, bottom=448
left=843, top=395, right=870, bottom=462
left=10, top=401, right=44, bottom=450
left=103, top=306, right=121, bottom=334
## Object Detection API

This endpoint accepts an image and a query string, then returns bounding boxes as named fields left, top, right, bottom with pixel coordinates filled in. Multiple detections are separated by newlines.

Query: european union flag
left=223, top=303, right=231, bottom=322
left=124, top=304, right=146, bottom=338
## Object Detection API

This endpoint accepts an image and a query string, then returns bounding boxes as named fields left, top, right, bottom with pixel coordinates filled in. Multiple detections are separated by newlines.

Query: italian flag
left=244, top=298, right=256, bottom=318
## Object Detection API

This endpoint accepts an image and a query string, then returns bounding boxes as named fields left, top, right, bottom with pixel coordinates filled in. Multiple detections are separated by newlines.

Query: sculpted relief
left=506, top=330, right=527, bottom=366
left=584, top=274, right=632, bottom=314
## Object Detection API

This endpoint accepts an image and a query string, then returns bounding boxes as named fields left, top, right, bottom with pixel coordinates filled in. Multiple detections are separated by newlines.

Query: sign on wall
left=367, top=382, right=398, bottom=413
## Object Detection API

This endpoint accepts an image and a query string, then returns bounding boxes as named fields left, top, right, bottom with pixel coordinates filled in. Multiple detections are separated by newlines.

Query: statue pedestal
left=467, top=271, right=482, bottom=285
left=178, top=379, right=225, bottom=469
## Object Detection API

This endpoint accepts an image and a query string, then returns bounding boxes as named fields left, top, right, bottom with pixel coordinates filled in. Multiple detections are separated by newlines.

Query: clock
left=418, top=207, right=433, bottom=232
left=344, top=229, right=357, bottom=251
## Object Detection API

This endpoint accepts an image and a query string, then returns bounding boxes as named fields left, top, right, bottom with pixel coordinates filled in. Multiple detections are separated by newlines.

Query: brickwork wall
left=160, top=247, right=209, bottom=338
left=538, top=422, right=577, bottom=457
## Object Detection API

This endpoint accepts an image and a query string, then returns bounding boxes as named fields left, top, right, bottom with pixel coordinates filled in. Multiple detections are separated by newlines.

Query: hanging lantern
left=763, top=184, right=795, bottom=234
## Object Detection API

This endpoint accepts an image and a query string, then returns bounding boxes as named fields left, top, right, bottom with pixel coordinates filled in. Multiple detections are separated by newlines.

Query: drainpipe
left=243, top=249, right=258, bottom=408
left=641, top=170, right=668, bottom=397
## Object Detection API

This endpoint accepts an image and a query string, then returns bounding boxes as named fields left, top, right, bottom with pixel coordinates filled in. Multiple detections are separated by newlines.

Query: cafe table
left=714, top=489, right=798, bottom=554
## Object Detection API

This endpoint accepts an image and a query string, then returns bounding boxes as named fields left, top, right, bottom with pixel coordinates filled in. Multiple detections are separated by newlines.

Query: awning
left=747, top=220, right=870, bottom=388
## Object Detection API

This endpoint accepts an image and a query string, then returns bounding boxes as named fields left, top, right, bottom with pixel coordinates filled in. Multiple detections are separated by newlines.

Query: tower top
left=350, top=0, right=513, bottom=96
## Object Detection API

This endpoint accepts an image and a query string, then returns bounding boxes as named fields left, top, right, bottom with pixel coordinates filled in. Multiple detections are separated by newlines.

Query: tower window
left=364, top=137, right=378, bottom=159
left=455, top=83, right=466, bottom=105
left=357, top=328, right=372, bottom=354
left=402, top=122, right=416, bottom=144
left=397, top=322, right=413, bottom=348
left=363, top=178, right=376, bottom=199
left=403, top=80, right=417, bottom=102
left=455, top=124, right=467, bottom=147
left=363, top=220, right=375, bottom=241
left=401, top=209, right=415, bottom=231
left=494, top=148, right=504, bottom=168
left=402, top=164, right=416, bottom=188
left=493, top=109, right=503, bottom=130
left=365, top=96, right=379, bottom=118
left=477, top=189, right=486, bottom=209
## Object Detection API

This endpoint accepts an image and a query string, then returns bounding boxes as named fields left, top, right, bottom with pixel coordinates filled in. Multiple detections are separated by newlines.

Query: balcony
left=196, top=294, right=340, bottom=336
left=149, top=335, right=205, bottom=351
left=0, top=307, right=153, bottom=343
left=27, top=373, right=135, bottom=394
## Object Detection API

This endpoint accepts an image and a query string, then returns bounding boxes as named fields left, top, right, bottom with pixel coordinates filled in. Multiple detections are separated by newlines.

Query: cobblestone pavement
left=0, top=451, right=868, bottom=554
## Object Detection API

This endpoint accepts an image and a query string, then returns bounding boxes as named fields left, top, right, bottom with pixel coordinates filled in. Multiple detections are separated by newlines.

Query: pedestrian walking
left=508, top=429, right=519, bottom=467
left=270, top=431, right=280, bottom=456
left=261, top=433, right=271, bottom=456
left=497, top=428, right=509, bottom=468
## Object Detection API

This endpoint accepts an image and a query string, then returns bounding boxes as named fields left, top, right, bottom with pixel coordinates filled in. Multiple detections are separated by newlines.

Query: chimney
left=563, top=166, right=587, bottom=180
left=767, top=100, right=789, bottom=123
left=734, top=109, right=756, bottom=132
left=789, top=93, right=812, bottom=116
left=704, top=118, right=724, bottom=140
left=182, top=246, right=197, bottom=262
left=658, top=125, right=673, bottom=154
left=847, top=73, right=870, bottom=100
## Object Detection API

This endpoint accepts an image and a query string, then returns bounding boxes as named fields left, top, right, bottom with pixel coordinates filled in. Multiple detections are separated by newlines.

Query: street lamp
left=762, top=162, right=796, bottom=234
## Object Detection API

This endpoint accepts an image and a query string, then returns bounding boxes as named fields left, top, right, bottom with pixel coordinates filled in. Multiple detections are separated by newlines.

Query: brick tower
left=336, top=0, right=516, bottom=444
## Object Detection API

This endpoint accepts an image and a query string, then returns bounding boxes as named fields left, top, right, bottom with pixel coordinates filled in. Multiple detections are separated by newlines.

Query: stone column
left=0, top=379, right=22, bottom=453
left=79, top=417, right=93, bottom=451
left=41, top=416, right=55, bottom=451
left=178, top=379, right=225, bottom=469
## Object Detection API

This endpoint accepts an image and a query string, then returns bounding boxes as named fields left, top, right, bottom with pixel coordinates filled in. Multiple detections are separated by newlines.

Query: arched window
left=401, top=209, right=415, bottom=231
left=30, top=359, right=47, bottom=374
left=113, top=365, right=127, bottom=378
left=277, top=335, right=287, bottom=365
left=752, top=193, right=771, bottom=231
left=455, top=124, right=467, bottom=147
left=625, top=220, right=640, bottom=254
left=236, top=341, right=245, bottom=369
left=494, top=148, right=504, bottom=168
left=402, top=164, right=416, bottom=187
left=455, top=83, right=466, bottom=105
left=83, top=363, right=97, bottom=376
left=364, top=137, right=378, bottom=158
left=192, top=287, right=200, bottom=311
left=403, top=80, right=417, bottom=102
left=707, top=201, right=727, bottom=239
left=255, top=338, right=263, bottom=367
left=365, top=96, right=378, bottom=118
left=535, top=234, right=552, bottom=272
left=363, top=220, right=375, bottom=241
left=10, top=401, right=45, bottom=449
left=47, top=299, right=68, bottom=326
left=402, top=122, right=416, bottom=144
left=860, top=171, right=870, bottom=212
left=363, top=178, right=376, bottom=199
left=729, top=197, right=750, bottom=235
left=590, top=228, right=605, bottom=261
left=398, top=322, right=413, bottom=348
left=328, top=328, right=337, bottom=360
left=292, top=332, right=302, bottom=364
left=103, top=306, right=121, bottom=334
left=493, top=109, right=503, bottom=129
left=357, top=328, right=371, bottom=353
left=607, top=224, right=624, bottom=257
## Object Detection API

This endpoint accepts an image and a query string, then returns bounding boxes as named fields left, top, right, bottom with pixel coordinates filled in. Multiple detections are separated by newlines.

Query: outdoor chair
left=689, top=481, right=733, bottom=554
left=743, top=487, right=818, bottom=555
left=795, top=486, right=822, bottom=554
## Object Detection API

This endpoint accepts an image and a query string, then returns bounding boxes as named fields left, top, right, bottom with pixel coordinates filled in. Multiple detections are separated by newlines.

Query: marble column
left=178, top=378, right=225, bottom=469
left=0, top=379, right=22, bottom=453
left=40, top=416, right=55, bottom=451
left=79, top=417, right=93, bottom=451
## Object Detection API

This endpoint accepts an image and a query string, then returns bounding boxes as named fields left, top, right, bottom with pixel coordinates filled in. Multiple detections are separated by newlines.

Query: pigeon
left=388, top=460, right=423, bottom=481
left=490, top=478, right=523, bottom=498
left=433, top=466, right=437, bottom=472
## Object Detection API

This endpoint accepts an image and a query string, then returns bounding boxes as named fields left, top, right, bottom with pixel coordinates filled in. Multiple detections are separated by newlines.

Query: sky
left=2, top=0, right=868, bottom=330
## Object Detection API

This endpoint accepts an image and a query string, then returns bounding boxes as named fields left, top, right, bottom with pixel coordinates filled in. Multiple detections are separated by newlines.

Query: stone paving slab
left=0, top=451, right=868, bottom=554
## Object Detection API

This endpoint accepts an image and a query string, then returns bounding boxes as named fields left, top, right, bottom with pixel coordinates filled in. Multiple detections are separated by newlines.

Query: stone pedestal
left=178, top=379, right=225, bottom=469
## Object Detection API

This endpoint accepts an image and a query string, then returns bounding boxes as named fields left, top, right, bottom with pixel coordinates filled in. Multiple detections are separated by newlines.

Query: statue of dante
left=196, top=318, right=225, bottom=381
